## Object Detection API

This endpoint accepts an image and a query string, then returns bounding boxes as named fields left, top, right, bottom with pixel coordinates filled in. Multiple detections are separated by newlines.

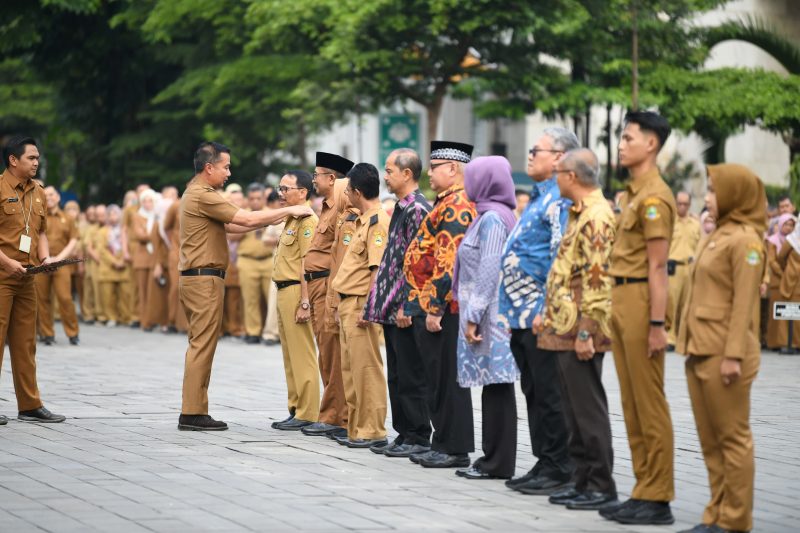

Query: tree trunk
left=631, top=1, right=639, bottom=110
left=605, top=103, right=613, bottom=195
left=297, top=120, right=308, bottom=167
left=426, top=96, right=444, bottom=152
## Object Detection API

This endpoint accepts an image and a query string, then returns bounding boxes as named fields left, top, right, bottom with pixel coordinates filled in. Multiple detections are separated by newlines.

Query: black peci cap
left=430, top=141, right=473, bottom=163
left=315, top=152, right=355, bottom=176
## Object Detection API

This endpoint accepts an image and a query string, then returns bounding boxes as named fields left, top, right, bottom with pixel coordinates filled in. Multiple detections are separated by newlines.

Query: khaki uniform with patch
left=97, top=225, right=132, bottom=324
left=236, top=212, right=273, bottom=337
left=273, top=214, right=320, bottom=422
left=122, top=204, right=140, bottom=322
left=609, top=167, right=677, bottom=502
left=667, top=215, right=700, bottom=344
left=330, top=206, right=390, bottom=440
left=35, top=208, right=80, bottom=339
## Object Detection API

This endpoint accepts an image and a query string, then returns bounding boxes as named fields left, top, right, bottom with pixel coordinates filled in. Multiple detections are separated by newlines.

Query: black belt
left=304, top=270, right=330, bottom=282
left=275, top=279, right=301, bottom=290
left=339, top=293, right=357, bottom=300
left=239, top=254, right=271, bottom=260
left=181, top=268, right=226, bottom=279
left=614, top=276, right=648, bottom=285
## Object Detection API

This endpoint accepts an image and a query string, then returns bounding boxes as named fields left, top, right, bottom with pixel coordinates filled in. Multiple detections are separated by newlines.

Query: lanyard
left=14, top=187, right=34, bottom=235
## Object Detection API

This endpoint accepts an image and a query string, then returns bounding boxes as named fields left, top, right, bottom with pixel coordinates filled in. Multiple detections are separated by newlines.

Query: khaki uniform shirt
left=178, top=178, right=239, bottom=271
left=609, top=168, right=676, bottom=278
left=669, top=215, right=701, bottom=263
left=0, top=171, right=47, bottom=268
left=326, top=209, right=360, bottom=312
left=122, top=204, right=139, bottom=256
left=97, top=226, right=129, bottom=282
left=304, top=196, right=337, bottom=272
left=677, top=224, right=765, bottom=360
left=45, top=207, right=78, bottom=256
left=331, top=206, right=390, bottom=296
left=237, top=210, right=272, bottom=260
left=273, top=214, right=318, bottom=282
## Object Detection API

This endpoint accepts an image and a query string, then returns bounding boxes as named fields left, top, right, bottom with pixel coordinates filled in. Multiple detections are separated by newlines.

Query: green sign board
left=379, top=114, right=420, bottom=165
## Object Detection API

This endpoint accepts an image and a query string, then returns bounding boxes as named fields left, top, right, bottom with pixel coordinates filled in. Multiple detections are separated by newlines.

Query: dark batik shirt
left=364, top=189, right=432, bottom=325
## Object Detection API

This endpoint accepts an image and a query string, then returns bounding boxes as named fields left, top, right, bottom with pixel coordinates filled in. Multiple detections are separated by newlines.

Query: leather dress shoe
left=177, top=414, right=227, bottom=431
left=505, top=467, right=539, bottom=489
left=565, top=491, right=618, bottom=510
left=419, top=451, right=470, bottom=468
left=274, top=418, right=313, bottom=431
left=301, top=422, right=340, bottom=436
left=69, top=336, right=79, bottom=346
left=263, top=338, right=280, bottom=346
left=599, top=498, right=638, bottom=519
left=41, top=336, right=55, bottom=346
left=18, top=407, right=66, bottom=423
left=548, top=486, right=581, bottom=505
left=244, top=335, right=261, bottom=344
left=370, top=438, right=400, bottom=454
left=347, top=438, right=388, bottom=449
left=515, top=476, right=572, bottom=495
left=612, top=500, right=674, bottom=525
left=409, top=450, right=435, bottom=464
left=384, top=443, right=430, bottom=458
left=678, top=524, right=726, bottom=533
left=334, top=434, right=351, bottom=445
left=0, top=414, right=8, bottom=425
left=326, top=427, right=347, bottom=439
left=455, top=465, right=507, bottom=480
left=270, top=413, right=295, bottom=429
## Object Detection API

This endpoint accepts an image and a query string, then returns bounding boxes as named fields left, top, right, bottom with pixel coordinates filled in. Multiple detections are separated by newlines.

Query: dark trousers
left=413, top=312, right=474, bottom=455
left=556, top=351, right=616, bottom=496
left=510, top=329, right=571, bottom=479
left=473, top=383, right=517, bottom=478
left=384, top=324, right=431, bottom=446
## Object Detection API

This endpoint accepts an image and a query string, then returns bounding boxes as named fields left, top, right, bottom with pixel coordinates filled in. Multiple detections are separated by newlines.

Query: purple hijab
left=463, top=156, right=517, bottom=233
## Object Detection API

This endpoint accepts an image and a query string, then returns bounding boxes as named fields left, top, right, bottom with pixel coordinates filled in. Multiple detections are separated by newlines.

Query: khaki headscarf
left=708, top=163, right=767, bottom=234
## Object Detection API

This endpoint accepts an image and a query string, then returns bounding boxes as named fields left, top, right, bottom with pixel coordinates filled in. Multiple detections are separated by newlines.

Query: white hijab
left=138, top=189, right=160, bottom=254
left=787, top=220, right=800, bottom=255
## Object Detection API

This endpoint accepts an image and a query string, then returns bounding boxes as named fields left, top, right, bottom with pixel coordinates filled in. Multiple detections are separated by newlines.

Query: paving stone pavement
left=1, top=323, right=798, bottom=532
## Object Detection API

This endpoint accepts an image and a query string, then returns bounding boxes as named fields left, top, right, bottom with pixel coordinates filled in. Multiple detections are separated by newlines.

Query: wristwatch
left=300, top=301, right=310, bottom=310
left=577, top=330, right=591, bottom=342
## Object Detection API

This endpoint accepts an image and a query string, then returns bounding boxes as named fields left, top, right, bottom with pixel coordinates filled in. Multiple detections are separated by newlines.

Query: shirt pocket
left=2, top=201, right=16, bottom=216
left=351, top=239, right=366, bottom=255
left=694, top=304, right=727, bottom=322
left=280, top=232, right=297, bottom=246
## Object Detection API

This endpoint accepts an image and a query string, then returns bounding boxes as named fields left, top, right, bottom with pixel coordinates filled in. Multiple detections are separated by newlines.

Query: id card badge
left=19, top=234, right=32, bottom=254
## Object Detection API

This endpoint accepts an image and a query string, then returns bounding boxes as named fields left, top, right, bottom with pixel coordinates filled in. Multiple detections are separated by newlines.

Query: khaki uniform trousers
left=35, top=267, right=79, bottom=338
left=238, top=256, right=273, bottom=337
left=101, top=280, right=132, bottom=324
left=87, top=261, right=107, bottom=322
left=180, top=275, right=225, bottom=414
left=261, top=282, right=279, bottom=341
left=686, top=354, right=758, bottom=532
left=277, top=283, right=319, bottom=421
left=82, top=263, right=97, bottom=321
left=339, top=295, right=387, bottom=440
left=168, top=255, right=188, bottom=332
left=610, top=282, right=674, bottom=501
left=146, top=275, right=168, bottom=328
left=0, top=275, right=43, bottom=411
left=222, top=286, right=244, bottom=336
left=128, top=266, right=139, bottom=322
left=667, top=263, right=690, bottom=345
left=308, top=276, right=347, bottom=427
left=134, top=268, right=151, bottom=328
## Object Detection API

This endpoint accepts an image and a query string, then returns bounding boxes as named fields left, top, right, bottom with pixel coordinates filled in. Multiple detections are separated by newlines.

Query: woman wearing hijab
left=676, top=164, right=767, bottom=533
left=132, top=189, right=159, bottom=330
left=777, top=217, right=800, bottom=352
left=146, top=195, right=172, bottom=333
left=98, top=205, right=131, bottom=326
left=453, top=156, right=520, bottom=480
left=765, top=214, right=796, bottom=349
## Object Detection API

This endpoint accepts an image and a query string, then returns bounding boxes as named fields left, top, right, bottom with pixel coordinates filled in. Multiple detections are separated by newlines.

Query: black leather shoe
left=505, top=467, right=539, bottom=489
left=244, top=335, right=261, bottom=345
left=69, top=336, right=79, bottom=346
left=384, top=443, right=430, bottom=458
left=41, top=336, right=55, bottom=346
left=263, top=338, right=280, bottom=346
left=419, top=451, right=470, bottom=468
left=18, top=407, right=66, bottom=423
left=548, top=486, right=581, bottom=505
left=301, top=422, right=340, bottom=436
left=515, top=476, right=572, bottom=495
left=274, top=418, right=313, bottom=431
left=613, top=500, right=674, bottom=525
left=455, top=465, right=508, bottom=480
left=130, top=321, right=140, bottom=328
left=599, top=498, right=638, bottom=519
left=178, top=414, right=227, bottom=431
left=678, top=524, right=725, bottom=533
left=370, top=439, right=400, bottom=454
left=335, top=434, right=351, bottom=445
left=347, top=438, right=388, bottom=449
left=0, top=415, right=8, bottom=425
left=270, top=412, right=295, bottom=429
left=566, top=491, right=618, bottom=510
left=409, top=450, right=436, bottom=464
left=326, top=427, right=347, bottom=439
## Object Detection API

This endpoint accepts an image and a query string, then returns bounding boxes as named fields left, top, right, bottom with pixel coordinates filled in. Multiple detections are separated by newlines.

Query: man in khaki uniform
left=301, top=152, right=354, bottom=437
left=0, top=135, right=65, bottom=424
left=177, top=143, right=312, bottom=431
left=604, top=112, right=677, bottom=525
left=80, top=205, right=98, bottom=323
left=666, top=191, right=700, bottom=348
left=271, top=170, right=320, bottom=431
left=85, top=205, right=108, bottom=324
left=237, top=183, right=273, bottom=343
left=330, top=163, right=390, bottom=448
left=35, top=186, right=80, bottom=345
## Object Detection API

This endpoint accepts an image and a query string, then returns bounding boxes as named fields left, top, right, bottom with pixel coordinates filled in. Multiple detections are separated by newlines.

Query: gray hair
left=562, top=148, right=600, bottom=187
left=542, top=127, right=580, bottom=152
left=390, top=148, right=422, bottom=181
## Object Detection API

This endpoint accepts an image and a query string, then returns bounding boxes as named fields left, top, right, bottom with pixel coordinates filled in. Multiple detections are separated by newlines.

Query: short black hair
left=347, top=163, right=380, bottom=200
left=3, top=135, right=37, bottom=167
left=778, top=195, right=793, bottom=204
left=624, top=111, right=671, bottom=151
left=246, top=182, right=265, bottom=195
left=193, top=141, right=230, bottom=174
left=266, top=190, right=280, bottom=203
left=285, top=169, right=313, bottom=196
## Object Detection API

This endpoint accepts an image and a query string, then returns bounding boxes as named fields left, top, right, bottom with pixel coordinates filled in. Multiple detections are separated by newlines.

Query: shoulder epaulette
left=345, top=213, right=358, bottom=222
left=370, top=214, right=379, bottom=226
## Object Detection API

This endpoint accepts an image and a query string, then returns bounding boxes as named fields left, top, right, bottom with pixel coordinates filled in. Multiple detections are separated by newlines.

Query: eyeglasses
left=312, top=172, right=334, bottom=179
left=529, top=148, right=564, bottom=157
left=278, top=186, right=304, bottom=193
left=429, top=161, right=453, bottom=170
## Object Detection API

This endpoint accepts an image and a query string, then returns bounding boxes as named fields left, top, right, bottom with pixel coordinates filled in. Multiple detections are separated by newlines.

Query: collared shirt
left=498, top=176, right=569, bottom=329
left=238, top=209, right=272, bottom=259
left=539, top=188, right=616, bottom=351
left=364, top=189, right=432, bottom=324
left=609, top=167, right=676, bottom=278
left=331, top=205, right=390, bottom=297
left=273, top=214, right=318, bottom=282
left=669, top=215, right=701, bottom=263
left=403, top=184, right=476, bottom=317
left=304, top=196, right=337, bottom=272
left=0, top=170, right=47, bottom=268
left=178, top=177, right=239, bottom=271
left=45, top=207, right=78, bottom=256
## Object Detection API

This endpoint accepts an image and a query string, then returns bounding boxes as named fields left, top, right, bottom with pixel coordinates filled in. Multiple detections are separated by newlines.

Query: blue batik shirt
left=498, top=176, right=570, bottom=330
